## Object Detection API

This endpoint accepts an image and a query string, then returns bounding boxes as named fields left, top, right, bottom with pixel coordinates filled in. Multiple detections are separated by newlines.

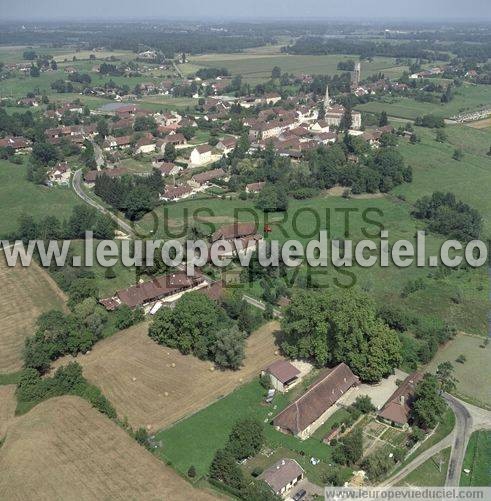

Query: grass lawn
left=136, top=95, right=197, bottom=112
left=312, top=408, right=352, bottom=441
left=156, top=378, right=338, bottom=483
left=187, top=53, right=407, bottom=84
left=0, top=371, right=22, bottom=386
left=0, top=159, right=80, bottom=238
left=460, top=430, right=491, bottom=486
left=425, top=334, right=491, bottom=409
left=356, top=84, right=491, bottom=120
left=397, top=447, right=451, bottom=487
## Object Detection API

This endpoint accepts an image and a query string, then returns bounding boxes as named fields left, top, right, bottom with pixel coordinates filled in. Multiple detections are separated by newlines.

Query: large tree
left=412, top=374, right=447, bottom=429
left=281, top=289, right=402, bottom=383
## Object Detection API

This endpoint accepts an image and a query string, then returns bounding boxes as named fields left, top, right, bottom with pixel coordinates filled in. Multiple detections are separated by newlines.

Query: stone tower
left=351, top=62, right=361, bottom=87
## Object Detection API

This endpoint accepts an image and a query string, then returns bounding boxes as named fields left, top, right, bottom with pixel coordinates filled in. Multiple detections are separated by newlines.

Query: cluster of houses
left=257, top=359, right=424, bottom=497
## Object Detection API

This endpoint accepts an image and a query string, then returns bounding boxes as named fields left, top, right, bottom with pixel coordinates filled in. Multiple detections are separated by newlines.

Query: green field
left=460, top=430, right=491, bottom=486
left=0, top=160, right=80, bottom=238
left=156, top=378, right=341, bottom=482
left=397, top=448, right=451, bottom=487
left=357, top=84, right=491, bottom=120
left=143, top=192, right=488, bottom=335
left=426, top=334, right=491, bottom=409
left=394, top=124, right=491, bottom=236
left=186, top=53, right=408, bottom=83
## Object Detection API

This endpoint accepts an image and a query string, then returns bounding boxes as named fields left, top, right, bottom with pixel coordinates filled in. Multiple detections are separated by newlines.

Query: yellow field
left=467, top=117, right=491, bottom=130
left=0, top=257, right=67, bottom=374
left=0, top=385, right=16, bottom=438
left=54, top=321, right=281, bottom=431
left=0, top=396, right=215, bottom=501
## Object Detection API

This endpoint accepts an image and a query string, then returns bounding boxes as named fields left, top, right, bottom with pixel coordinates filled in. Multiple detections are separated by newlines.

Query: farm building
left=262, top=360, right=301, bottom=393
left=189, top=168, right=226, bottom=188
left=259, top=459, right=304, bottom=497
left=99, top=271, right=208, bottom=311
left=245, top=181, right=265, bottom=193
left=189, top=145, right=213, bottom=166
left=378, top=371, right=423, bottom=428
left=273, top=363, right=358, bottom=440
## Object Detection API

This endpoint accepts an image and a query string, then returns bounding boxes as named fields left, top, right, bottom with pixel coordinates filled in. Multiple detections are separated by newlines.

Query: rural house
left=262, top=360, right=301, bottom=393
left=378, top=372, right=423, bottom=428
left=259, top=459, right=304, bottom=497
left=273, top=363, right=358, bottom=439
left=189, top=145, right=213, bottom=166
left=189, top=168, right=226, bottom=188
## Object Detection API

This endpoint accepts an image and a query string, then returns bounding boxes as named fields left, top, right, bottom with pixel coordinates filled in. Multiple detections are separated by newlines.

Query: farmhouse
left=259, top=459, right=304, bottom=497
left=157, top=162, right=183, bottom=177
left=189, top=145, right=213, bottom=166
left=245, top=181, right=265, bottom=193
left=100, top=271, right=207, bottom=311
left=135, top=134, right=156, bottom=154
left=216, top=137, right=237, bottom=154
left=47, top=162, right=71, bottom=186
left=189, top=168, right=226, bottom=188
left=211, top=221, right=263, bottom=256
left=160, top=184, right=193, bottom=202
left=0, top=136, right=31, bottom=151
left=273, top=363, right=358, bottom=439
left=378, top=372, right=422, bottom=428
left=262, top=360, right=301, bottom=393
left=84, top=167, right=127, bottom=184
left=103, top=135, right=132, bottom=151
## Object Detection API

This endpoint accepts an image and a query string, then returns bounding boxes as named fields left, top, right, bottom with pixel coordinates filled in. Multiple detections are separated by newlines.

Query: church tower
left=324, top=84, right=331, bottom=110
left=351, top=62, right=361, bottom=87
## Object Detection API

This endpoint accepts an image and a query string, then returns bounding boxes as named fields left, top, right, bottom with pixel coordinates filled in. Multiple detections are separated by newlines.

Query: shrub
left=187, top=465, right=197, bottom=478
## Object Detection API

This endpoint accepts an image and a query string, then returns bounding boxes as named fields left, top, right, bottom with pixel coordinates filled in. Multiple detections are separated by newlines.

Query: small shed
left=262, top=360, right=300, bottom=393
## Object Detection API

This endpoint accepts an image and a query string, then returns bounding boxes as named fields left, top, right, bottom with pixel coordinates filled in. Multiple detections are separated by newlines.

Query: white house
left=189, top=145, right=213, bottom=166
left=47, top=162, right=71, bottom=186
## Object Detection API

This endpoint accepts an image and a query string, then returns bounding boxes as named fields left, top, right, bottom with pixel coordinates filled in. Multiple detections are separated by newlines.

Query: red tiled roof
left=378, top=372, right=423, bottom=425
left=273, top=363, right=358, bottom=435
left=211, top=222, right=258, bottom=242
left=265, top=360, right=300, bottom=385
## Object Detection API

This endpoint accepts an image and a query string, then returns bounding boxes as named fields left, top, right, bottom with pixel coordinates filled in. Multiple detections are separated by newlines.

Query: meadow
left=356, top=84, right=491, bottom=120
left=0, top=160, right=80, bottom=238
left=425, top=334, right=491, bottom=409
left=460, top=430, right=491, bottom=487
left=185, top=53, right=408, bottom=83
left=396, top=448, right=451, bottom=487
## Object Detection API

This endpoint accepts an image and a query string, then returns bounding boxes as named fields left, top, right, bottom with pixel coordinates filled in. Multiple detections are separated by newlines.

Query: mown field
left=0, top=257, right=67, bottom=374
left=356, top=83, right=491, bottom=120
left=460, top=430, right=491, bottom=486
left=0, top=160, right=80, bottom=238
left=0, top=396, right=215, bottom=501
left=426, top=334, right=491, bottom=409
left=185, top=53, right=408, bottom=83
left=52, top=321, right=281, bottom=431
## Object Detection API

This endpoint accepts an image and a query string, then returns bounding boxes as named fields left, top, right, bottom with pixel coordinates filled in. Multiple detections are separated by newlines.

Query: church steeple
left=324, top=84, right=331, bottom=110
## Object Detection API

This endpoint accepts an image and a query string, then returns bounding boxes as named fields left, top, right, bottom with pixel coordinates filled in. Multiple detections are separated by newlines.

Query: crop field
left=0, top=258, right=67, bottom=374
left=0, top=396, right=215, bottom=501
left=356, top=84, right=491, bottom=120
left=52, top=320, right=281, bottom=431
left=186, top=53, right=407, bottom=83
left=467, top=117, right=491, bottom=130
left=460, top=430, right=491, bottom=486
left=425, top=333, right=491, bottom=409
left=0, top=385, right=16, bottom=438
left=0, top=160, right=80, bottom=238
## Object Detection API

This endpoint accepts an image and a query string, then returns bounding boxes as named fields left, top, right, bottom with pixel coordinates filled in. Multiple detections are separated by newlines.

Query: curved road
left=72, top=169, right=136, bottom=237
left=383, top=393, right=491, bottom=487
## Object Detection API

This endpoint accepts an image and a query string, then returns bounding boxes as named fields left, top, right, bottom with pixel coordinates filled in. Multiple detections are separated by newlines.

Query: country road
left=242, top=294, right=283, bottom=318
left=382, top=393, right=491, bottom=487
left=72, top=169, right=136, bottom=237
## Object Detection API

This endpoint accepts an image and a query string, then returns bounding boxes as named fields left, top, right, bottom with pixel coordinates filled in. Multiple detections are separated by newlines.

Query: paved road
left=382, top=393, right=491, bottom=487
left=444, top=393, right=472, bottom=486
left=92, top=140, right=104, bottom=170
left=72, top=169, right=136, bottom=237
